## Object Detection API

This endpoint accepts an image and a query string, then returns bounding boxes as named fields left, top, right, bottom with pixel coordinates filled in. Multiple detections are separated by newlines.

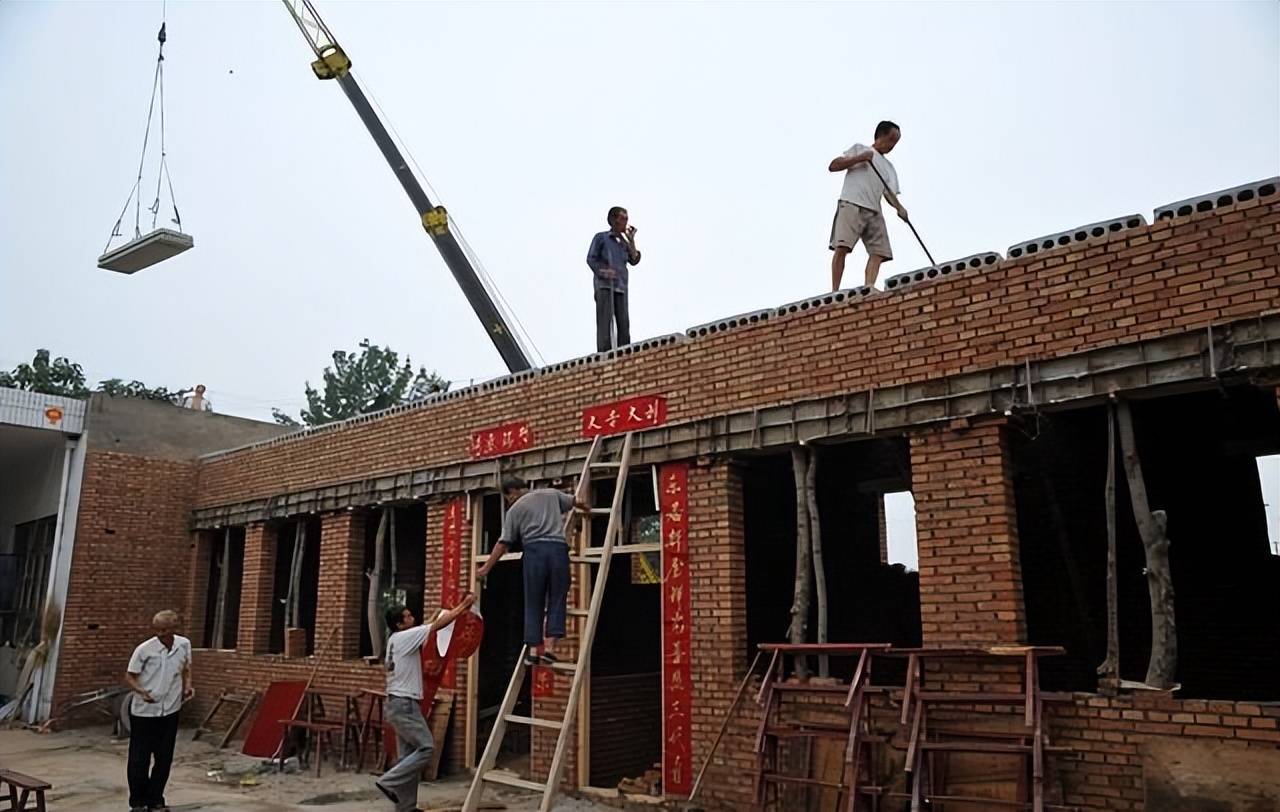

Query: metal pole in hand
left=867, top=161, right=937, bottom=268
left=607, top=277, right=617, bottom=351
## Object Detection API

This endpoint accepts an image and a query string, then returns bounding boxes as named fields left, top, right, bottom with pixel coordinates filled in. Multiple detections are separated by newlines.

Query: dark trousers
left=523, top=541, right=569, bottom=646
left=128, top=711, right=180, bottom=809
left=595, top=287, right=630, bottom=352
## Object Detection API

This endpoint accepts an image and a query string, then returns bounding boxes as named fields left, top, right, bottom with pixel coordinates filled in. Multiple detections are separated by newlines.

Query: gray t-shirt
left=500, top=488, right=575, bottom=546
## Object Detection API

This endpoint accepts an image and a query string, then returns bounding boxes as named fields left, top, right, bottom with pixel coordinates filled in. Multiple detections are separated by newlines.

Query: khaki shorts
left=829, top=201, right=892, bottom=259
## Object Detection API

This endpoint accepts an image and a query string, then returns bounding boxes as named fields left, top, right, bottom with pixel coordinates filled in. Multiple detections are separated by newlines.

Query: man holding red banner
left=375, top=593, right=476, bottom=812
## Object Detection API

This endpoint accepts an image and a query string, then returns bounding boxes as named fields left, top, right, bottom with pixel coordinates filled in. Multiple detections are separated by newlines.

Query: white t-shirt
left=385, top=625, right=431, bottom=700
left=127, top=635, right=192, bottom=717
left=838, top=143, right=901, bottom=212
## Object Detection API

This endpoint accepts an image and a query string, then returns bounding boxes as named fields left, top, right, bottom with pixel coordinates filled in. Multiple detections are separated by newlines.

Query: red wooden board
left=240, top=680, right=307, bottom=758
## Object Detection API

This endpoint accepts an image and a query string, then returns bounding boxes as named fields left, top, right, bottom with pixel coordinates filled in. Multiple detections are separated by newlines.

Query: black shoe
left=540, top=651, right=561, bottom=665
left=374, top=781, right=399, bottom=805
left=523, top=651, right=541, bottom=667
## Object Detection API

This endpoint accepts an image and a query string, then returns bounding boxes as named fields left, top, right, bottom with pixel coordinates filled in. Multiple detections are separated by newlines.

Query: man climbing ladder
left=476, top=478, right=588, bottom=666
left=464, top=434, right=636, bottom=812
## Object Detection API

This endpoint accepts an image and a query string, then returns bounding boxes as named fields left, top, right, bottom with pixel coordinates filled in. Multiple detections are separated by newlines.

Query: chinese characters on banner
left=532, top=666, right=555, bottom=698
left=469, top=421, right=533, bottom=459
left=581, top=395, right=668, bottom=438
left=440, top=498, right=464, bottom=688
left=659, top=462, right=692, bottom=797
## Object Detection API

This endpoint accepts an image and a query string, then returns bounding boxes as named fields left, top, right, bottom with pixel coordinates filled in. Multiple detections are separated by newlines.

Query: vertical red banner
left=440, top=497, right=464, bottom=688
left=659, top=462, right=692, bottom=797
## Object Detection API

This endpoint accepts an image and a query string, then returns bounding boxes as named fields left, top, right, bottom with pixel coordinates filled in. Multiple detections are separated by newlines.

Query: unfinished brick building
left=35, top=177, right=1280, bottom=809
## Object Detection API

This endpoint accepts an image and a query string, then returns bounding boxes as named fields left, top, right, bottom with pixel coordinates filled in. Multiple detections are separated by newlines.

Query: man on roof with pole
left=586, top=206, right=641, bottom=352
left=827, top=120, right=910, bottom=291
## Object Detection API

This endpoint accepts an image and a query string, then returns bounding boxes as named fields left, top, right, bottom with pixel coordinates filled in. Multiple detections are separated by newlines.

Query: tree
left=1, top=349, right=179, bottom=403
left=0, top=349, right=90, bottom=398
left=97, top=378, right=178, bottom=402
left=273, top=339, right=449, bottom=427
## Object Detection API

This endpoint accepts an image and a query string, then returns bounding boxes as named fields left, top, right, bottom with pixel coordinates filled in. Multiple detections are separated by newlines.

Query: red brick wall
left=195, top=198, right=1279, bottom=509
left=237, top=523, right=277, bottom=655
left=316, top=510, right=366, bottom=660
left=687, top=461, right=753, bottom=809
left=53, top=451, right=197, bottom=712
left=910, top=420, right=1026, bottom=646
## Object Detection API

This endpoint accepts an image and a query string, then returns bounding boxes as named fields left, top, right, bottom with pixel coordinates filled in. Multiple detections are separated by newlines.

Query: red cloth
left=418, top=610, right=484, bottom=716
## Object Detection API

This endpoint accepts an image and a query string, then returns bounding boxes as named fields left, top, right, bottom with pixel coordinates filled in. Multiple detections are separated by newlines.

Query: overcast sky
left=1, top=0, right=1277, bottom=426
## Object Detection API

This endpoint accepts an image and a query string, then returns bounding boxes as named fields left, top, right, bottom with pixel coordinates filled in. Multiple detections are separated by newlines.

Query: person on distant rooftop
left=180, top=384, right=212, bottom=412
left=828, top=120, right=910, bottom=291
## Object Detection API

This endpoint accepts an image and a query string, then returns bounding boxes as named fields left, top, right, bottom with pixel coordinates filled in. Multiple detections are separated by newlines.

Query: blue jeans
left=380, top=695, right=434, bottom=812
left=523, top=541, right=569, bottom=646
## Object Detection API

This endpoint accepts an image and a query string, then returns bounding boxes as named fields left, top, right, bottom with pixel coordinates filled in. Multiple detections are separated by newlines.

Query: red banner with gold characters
left=469, top=421, right=533, bottom=459
left=581, top=395, right=667, bottom=438
left=440, top=497, right=464, bottom=688
left=532, top=666, right=555, bottom=698
left=659, top=462, right=692, bottom=797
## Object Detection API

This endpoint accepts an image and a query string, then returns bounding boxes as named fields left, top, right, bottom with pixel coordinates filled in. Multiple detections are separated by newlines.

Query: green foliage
left=0, top=349, right=90, bottom=398
left=273, top=339, right=449, bottom=427
left=0, top=349, right=178, bottom=403
left=97, top=378, right=178, bottom=402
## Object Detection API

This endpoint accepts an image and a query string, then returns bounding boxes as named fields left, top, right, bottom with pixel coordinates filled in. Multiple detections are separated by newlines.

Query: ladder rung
left=569, top=555, right=600, bottom=564
left=567, top=608, right=589, bottom=617
left=483, top=770, right=547, bottom=792
left=588, top=507, right=612, bottom=515
left=504, top=714, right=563, bottom=730
left=546, top=660, right=578, bottom=672
left=591, top=461, right=623, bottom=469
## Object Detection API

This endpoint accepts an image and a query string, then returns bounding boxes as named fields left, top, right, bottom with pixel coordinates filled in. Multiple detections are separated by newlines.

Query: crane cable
left=104, top=7, right=183, bottom=253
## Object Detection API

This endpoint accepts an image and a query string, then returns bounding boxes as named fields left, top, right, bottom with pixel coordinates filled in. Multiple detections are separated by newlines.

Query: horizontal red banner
left=581, top=395, right=667, bottom=437
left=470, top=421, right=533, bottom=459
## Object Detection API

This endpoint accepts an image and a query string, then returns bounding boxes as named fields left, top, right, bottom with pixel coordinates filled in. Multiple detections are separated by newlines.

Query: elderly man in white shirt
left=124, top=610, right=193, bottom=812
left=828, top=120, right=910, bottom=291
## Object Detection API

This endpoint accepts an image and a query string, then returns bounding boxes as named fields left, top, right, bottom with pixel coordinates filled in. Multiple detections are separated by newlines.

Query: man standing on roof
left=376, top=593, right=477, bottom=812
left=476, top=478, right=587, bottom=666
left=828, top=121, right=909, bottom=291
left=586, top=206, right=641, bottom=352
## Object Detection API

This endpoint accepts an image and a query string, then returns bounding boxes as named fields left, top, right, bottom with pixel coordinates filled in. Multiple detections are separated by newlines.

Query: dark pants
left=128, top=711, right=180, bottom=809
left=523, top=541, right=569, bottom=646
left=595, top=287, right=630, bottom=352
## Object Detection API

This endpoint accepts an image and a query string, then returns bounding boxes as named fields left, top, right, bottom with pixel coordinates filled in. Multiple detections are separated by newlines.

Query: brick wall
left=195, top=197, right=1279, bottom=509
left=687, top=461, right=752, bottom=809
left=53, top=451, right=197, bottom=712
left=910, top=420, right=1026, bottom=646
left=237, top=523, right=277, bottom=655
left=316, top=510, right=366, bottom=660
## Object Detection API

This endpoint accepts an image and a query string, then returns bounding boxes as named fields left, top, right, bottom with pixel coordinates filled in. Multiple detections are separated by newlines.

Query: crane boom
left=282, top=0, right=534, bottom=373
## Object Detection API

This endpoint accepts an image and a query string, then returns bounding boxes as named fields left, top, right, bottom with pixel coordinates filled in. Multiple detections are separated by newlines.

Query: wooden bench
left=0, top=768, right=51, bottom=812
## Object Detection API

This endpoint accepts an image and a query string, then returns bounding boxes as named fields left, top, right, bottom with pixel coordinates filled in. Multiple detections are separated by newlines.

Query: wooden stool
left=0, top=768, right=51, bottom=812
left=276, top=719, right=345, bottom=777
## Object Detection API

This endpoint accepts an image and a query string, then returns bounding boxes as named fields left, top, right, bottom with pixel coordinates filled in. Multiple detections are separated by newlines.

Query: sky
left=1, top=1, right=1276, bottom=422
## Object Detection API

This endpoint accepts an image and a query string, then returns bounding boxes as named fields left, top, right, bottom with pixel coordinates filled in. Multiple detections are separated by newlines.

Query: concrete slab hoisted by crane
left=99, top=19, right=193, bottom=275
left=97, top=229, right=194, bottom=274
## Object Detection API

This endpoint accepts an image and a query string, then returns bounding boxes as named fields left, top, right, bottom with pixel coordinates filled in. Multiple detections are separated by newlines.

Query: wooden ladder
left=462, top=432, right=634, bottom=812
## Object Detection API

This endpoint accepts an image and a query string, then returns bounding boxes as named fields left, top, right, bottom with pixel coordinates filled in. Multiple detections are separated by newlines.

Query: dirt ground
left=0, top=725, right=613, bottom=812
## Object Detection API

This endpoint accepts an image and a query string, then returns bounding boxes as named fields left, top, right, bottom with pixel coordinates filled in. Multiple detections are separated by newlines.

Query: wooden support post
left=805, top=449, right=829, bottom=678
left=212, top=527, right=231, bottom=649
left=366, top=508, right=389, bottom=660
left=789, top=448, right=813, bottom=679
left=1097, top=403, right=1120, bottom=687
left=1115, top=399, right=1177, bottom=689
